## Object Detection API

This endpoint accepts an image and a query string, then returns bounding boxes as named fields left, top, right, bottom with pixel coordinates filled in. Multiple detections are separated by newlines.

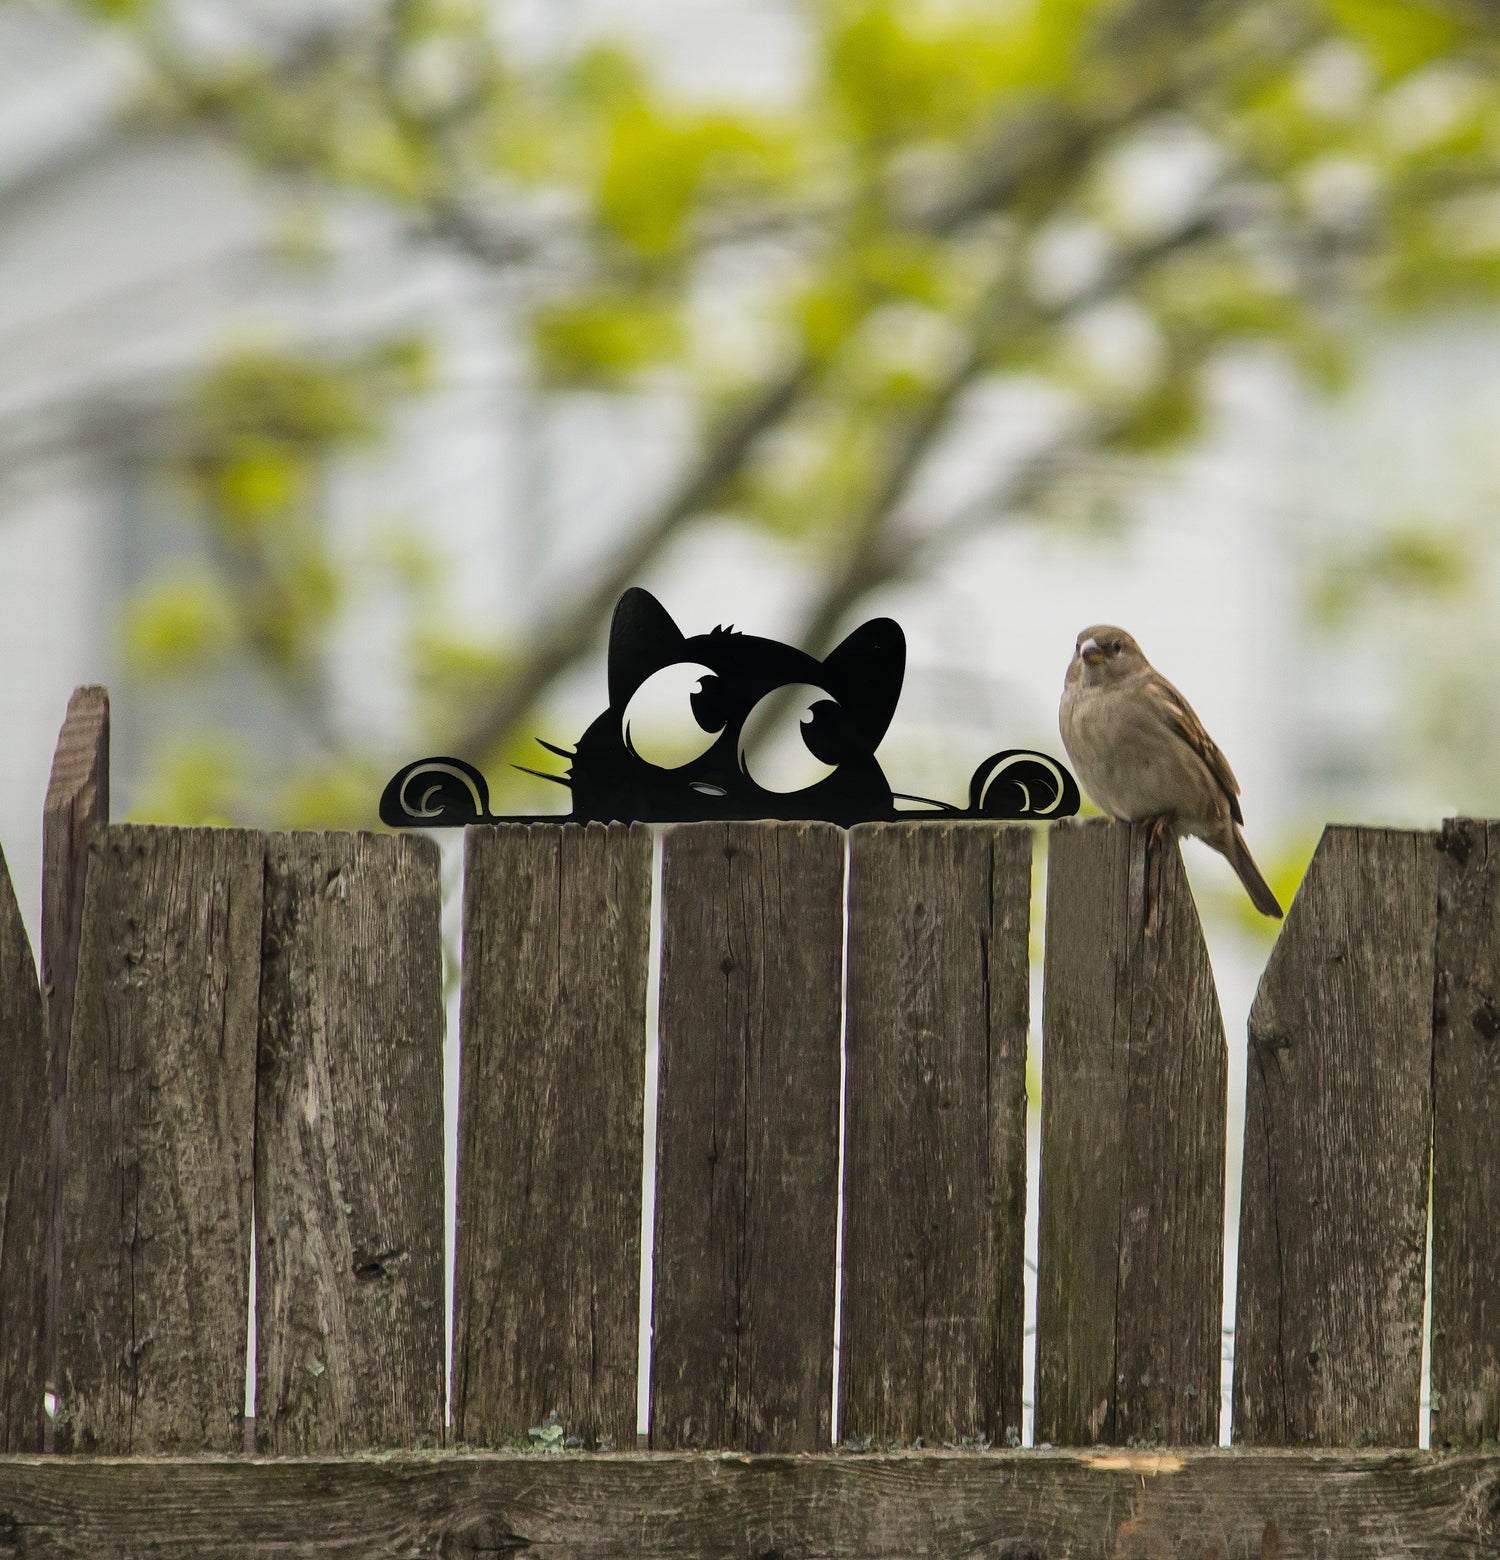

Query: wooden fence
left=0, top=689, right=1498, bottom=1557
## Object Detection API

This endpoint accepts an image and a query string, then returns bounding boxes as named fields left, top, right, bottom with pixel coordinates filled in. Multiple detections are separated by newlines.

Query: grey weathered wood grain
left=453, top=823, right=651, bottom=1451
left=840, top=822, right=1030, bottom=1447
left=1036, top=818, right=1226, bottom=1446
left=40, top=685, right=108, bottom=1444
left=1430, top=817, right=1500, bottom=1447
left=55, top=824, right=262, bottom=1453
left=255, top=832, right=445, bottom=1453
left=1, top=1449, right=1499, bottom=1558
left=0, top=841, right=48, bottom=1452
left=1234, top=824, right=1437, bottom=1447
left=651, top=821, right=843, bottom=1451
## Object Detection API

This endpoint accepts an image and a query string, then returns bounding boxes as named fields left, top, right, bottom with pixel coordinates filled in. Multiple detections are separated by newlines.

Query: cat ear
left=821, top=617, right=905, bottom=747
left=609, top=588, right=687, bottom=709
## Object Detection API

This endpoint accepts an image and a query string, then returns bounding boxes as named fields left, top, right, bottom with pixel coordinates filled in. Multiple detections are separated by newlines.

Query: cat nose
left=690, top=781, right=727, bottom=797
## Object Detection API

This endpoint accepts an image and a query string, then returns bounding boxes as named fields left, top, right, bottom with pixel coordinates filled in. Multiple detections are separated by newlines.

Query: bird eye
left=739, top=683, right=840, bottom=794
left=621, top=662, right=725, bottom=769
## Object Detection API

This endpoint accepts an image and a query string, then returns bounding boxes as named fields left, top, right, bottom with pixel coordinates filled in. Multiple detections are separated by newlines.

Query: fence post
left=40, top=685, right=107, bottom=1449
left=452, top=822, right=651, bottom=1451
left=254, top=832, right=446, bottom=1452
left=651, top=821, right=843, bottom=1451
left=1233, top=824, right=1437, bottom=1445
left=55, top=825, right=262, bottom=1452
left=0, top=840, right=48, bottom=1451
left=1036, top=818, right=1227, bottom=1446
left=1430, top=817, right=1500, bottom=1446
left=840, top=821, right=1031, bottom=1447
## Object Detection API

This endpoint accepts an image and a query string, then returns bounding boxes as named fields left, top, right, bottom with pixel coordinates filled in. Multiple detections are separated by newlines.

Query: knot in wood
left=440, top=1517, right=532, bottom=1557
left=1469, top=997, right=1500, bottom=1045
left=352, top=1245, right=406, bottom=1283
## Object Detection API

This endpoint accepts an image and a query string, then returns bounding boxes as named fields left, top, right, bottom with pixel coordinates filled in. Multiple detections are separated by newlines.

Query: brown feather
left=1157, top=678, right=1244, bottom=825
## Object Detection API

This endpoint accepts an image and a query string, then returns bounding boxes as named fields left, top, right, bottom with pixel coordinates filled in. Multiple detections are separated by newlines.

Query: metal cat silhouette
left=379, top=587, right=1080, bottom=827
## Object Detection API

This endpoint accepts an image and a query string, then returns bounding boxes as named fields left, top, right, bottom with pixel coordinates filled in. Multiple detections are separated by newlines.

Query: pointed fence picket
left=1036, top=818, right=1226, bottom=1448
left=0, top=837, right=46, bottom=1454
left=1, top=688, right=1499, bottom=1557
left=1233, top=826, right=1437, bottom=1448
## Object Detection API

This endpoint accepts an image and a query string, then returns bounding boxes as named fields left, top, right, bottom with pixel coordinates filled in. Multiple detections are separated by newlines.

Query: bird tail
left=1228, top=825, right=1283, bottom=919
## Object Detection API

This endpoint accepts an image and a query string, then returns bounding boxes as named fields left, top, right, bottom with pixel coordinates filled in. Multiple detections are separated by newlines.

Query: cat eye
left=621, top=661, right=726, bottom=769
left=739, top=683, right=841, bottom=794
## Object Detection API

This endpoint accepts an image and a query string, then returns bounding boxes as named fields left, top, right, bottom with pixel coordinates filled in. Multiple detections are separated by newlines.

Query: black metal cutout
left=379, top=587, right=1081, bottom=828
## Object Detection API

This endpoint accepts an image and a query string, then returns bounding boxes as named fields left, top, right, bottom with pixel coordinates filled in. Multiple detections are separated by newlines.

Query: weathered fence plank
left=255, top=832, right=446, bottom=1452
left=840, top=821, right=1030, bottom=1447
left=40, top=686, right=109, bottom=1124
left=1234, top=824, right=1437, bottom=1446
left=40, top=685, right=108, bottom=1448
left=453, top=823, right=651, bottom=1450
left=1036, top=818, right=1226, bottom=1446
left=1430, top=817, right=1500, bottom=1447
left=0, top=841, right=48, bottom=1452
left=1, top=1449, right=1498, bottom=1558
left=651, top=821, right=843, bottom=1451
left=54, top=825, right=262, bottom=1453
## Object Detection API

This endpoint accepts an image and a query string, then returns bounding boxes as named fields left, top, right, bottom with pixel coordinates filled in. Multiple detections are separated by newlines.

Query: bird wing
left=1156, top=675, right=1244, bottom=825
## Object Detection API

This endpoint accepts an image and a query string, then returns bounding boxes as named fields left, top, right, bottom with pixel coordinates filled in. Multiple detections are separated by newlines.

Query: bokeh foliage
left=61, top=0, right=1500, bottom=829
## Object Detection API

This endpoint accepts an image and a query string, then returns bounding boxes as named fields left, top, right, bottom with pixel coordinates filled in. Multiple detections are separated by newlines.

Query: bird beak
left=1079, top=637, right=1105, bottom=666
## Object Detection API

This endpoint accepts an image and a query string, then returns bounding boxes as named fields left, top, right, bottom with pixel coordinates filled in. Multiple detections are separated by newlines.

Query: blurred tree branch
left=34, top=0, right=1500, bottom=821
left=791, top=199, right=1225, bottom=665
left=448, top=1, right=1282, bottom=763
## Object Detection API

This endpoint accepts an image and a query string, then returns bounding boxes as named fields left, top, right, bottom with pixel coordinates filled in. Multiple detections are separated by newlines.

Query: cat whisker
left=891, top=790, right=957, bottom=813
left=513, top=764, right=573, bottom=789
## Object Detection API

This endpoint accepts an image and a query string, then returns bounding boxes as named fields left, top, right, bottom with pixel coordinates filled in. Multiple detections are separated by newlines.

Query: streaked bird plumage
left=1059, top=624, right=1283, bottom=919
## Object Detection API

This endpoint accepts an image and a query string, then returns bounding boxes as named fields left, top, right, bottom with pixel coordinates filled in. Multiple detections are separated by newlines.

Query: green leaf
left=126, top=739, right=247, bottom=827
left=330, top=108, right=434, bottom=203
left=1141, top=252, right=1353, bottom=392
left=1311, top=523, right=1472, bottom=623
left=367, top=528, right=442, bottom=593
left=193, top=348, right=382, bottom=447
left=788, top=231, right=951, bottom=364
left=531, top=289, right=684, bottom=386
left=822, top=0, right=1093, bottom=148
left=1327, top=0, right=1466, bottom=80
left=566, top=43, right=649, bottom=113
left=735, top=406, right=881, bottom=540
left=243, top=550, right=342, bottom=669
left=527, top=1411, right=566, bottom=1452
left=122, top=577, right=236, bottom=677
left=370, top=334, right=437, bottom=395
left=1107, top=367, right=1203, bottom=452
left=597, top=103, right=795, bottom=260
left=74, top=0, right=152, bottom=17
left=276, top=761, right=383, bottom=831
left=411, top=627, right=516, bottom=741
left=207, top=441, right=309, bottom=533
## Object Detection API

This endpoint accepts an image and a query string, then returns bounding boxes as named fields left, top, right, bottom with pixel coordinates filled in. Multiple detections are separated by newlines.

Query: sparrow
left=1059, top=624, right=1283, bottom=919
